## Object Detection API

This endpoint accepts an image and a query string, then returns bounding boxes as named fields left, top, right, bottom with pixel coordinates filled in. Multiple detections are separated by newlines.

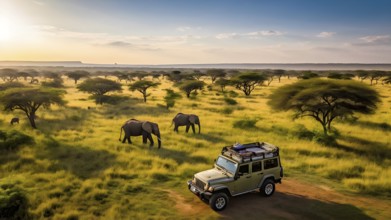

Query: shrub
left=228, top=90, right=239, bottom=97
left=0, top=184, right=29, bottom=219
left=221, top=107, right=234, bottom=114
left=293, top=125, right=315, bottom=140
left=0, top=130, right=34, bottom=151
left=313, top=132, right=338, bottom=146
left=224, top=97, right=238, bottom=105
left=233, top=119, right=257, bottom=129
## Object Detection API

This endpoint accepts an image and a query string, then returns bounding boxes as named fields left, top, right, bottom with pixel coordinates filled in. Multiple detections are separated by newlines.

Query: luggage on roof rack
left=221, top=142, right=279, bottom=163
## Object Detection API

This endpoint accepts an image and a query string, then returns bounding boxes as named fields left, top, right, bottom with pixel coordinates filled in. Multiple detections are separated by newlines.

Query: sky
left=0, top=0, right=390, bottom=64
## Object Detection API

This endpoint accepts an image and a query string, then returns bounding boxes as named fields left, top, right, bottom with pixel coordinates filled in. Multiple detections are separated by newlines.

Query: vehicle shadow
left=219, top=191, right=374, bottom=220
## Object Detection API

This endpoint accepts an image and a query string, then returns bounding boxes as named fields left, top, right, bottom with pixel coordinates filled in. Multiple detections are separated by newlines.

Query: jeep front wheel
left=260, top=179, right=275, bottom=196
left=209, top=192, right=229, bottom=211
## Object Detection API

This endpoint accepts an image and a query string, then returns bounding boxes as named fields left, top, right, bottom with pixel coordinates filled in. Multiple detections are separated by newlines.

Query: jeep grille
left=195, top=178, right=206, bottom=190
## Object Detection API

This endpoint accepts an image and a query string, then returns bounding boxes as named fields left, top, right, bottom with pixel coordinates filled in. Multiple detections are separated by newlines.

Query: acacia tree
left=129, top=80, right=160, bottom=102
left=66, top=70, right=90, bottom=84
left=0, top=68, right=19, bottom=82
left=164, top=89, right=182, bottom=109
left=0, top=88, right=66, bottom=128
left=77, top=78, right=122, bottom=104
left=231, top=72, right=267, bottom=96
left=179, top=80, right=205, bottom=98
left=207, top=69, right=226, bottom=83
left=268, top=79, right=380, bottom=134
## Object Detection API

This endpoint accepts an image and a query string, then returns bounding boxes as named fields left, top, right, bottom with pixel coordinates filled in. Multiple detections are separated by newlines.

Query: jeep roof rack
left=221, top=142, right=279, bottom=163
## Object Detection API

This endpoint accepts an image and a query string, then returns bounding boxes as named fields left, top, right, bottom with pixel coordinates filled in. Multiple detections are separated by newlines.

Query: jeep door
left=233, top=163, right=256, bottom=194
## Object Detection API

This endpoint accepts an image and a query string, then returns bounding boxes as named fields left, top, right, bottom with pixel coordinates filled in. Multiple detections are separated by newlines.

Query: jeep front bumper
left=187, top=180, right=212, bottom=200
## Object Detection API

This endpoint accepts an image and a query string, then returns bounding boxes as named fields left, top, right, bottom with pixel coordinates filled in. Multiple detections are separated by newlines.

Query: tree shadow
left=219, top=191, right=374, bottom=220
left=153, top=147, right=210, bottom=165
left=102, top=100, right=170, bottom=118
left=337, top=135, right=391, bottom=162
left=37, top=106, right=90, bottom=135
left=342, top=119, right=391, bottom=132
left=37, top=137, right=117, bottom=179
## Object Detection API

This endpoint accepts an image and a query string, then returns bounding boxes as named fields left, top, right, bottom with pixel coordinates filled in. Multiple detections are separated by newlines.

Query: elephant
left=172, top=113, right=201, bottom=134
left=119, top=119, right=161, bottom=148
left=10, top=117, right=19, bottom=125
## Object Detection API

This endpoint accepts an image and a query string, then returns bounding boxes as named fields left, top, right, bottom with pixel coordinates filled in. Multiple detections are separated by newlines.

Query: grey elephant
left=119, top=119, right=161, bottom=148
left=172, top=113, right=201, bottom=134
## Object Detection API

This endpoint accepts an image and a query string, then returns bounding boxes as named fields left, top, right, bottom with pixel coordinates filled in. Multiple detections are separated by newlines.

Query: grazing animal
left=172, top=113, right=201, bottom=134
left=10, top=117, right=19, bottom=125
left=119, top=119, right=161, bottom=148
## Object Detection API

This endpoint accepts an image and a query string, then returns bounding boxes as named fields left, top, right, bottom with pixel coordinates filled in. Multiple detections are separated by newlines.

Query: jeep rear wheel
left=209, top=192, right=229, bottom=211
left=260, top=179, right=275, bottom=196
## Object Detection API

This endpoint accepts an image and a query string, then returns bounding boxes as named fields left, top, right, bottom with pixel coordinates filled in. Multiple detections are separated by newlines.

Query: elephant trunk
left=198, top=122, right=201, bottom=134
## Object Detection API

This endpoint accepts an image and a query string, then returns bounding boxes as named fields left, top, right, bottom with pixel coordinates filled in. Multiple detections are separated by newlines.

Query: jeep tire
left=260, top=179, right=275, bottom=196
left=209, top=192, right=229, bottom=211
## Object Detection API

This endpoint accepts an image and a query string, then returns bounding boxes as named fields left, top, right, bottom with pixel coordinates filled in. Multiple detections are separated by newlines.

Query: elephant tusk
left=157, top=137, right=162, bottom=141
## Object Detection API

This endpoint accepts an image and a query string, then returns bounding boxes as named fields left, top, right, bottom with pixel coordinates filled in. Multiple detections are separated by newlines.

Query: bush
left=293, top=125, right=315, bottom=140
left=0, top=130, right=34, bottom=151
left=313, top=132, right=338, bottom=146
left=233, top=119, right=257, bottom=129
left=224, top=97, right=238, bottom=105
left=0, top=184, right=29, bottom=219
left=221, top=107, right=234, bottom=114
left=228, top=90, right=239, bottom=97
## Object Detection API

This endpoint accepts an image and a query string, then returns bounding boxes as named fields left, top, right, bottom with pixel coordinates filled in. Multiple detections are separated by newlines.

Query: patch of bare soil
left=168, top=178, right=391, bottom=220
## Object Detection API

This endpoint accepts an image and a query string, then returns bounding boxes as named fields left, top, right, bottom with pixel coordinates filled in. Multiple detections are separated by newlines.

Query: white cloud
left=317, top=32, right=336, bottom=38
left=176, top=26, right=191, bottom=32
left=216, top=30, right=282, bottom=39
left=215, top=33, right=239, bottom=39
left=360, top=35, right=390, bottom=43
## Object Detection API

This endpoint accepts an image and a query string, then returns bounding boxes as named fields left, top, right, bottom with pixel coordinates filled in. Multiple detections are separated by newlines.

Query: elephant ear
left=142, top=121, right=153, bottom=133
left=189, top=115, right=197, bottom=124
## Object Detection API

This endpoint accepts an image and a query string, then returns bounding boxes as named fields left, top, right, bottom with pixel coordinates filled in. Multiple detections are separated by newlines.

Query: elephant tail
left=119, top=126, right=123, bottom=141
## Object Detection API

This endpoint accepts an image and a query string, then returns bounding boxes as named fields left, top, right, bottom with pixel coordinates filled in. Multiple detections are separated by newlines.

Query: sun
left=0, top=16, right=12, bottom=41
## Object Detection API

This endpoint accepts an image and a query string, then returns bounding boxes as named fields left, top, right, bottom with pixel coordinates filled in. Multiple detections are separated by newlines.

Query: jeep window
left=252, top=161, right=262, bottom=172
left=238, top=164, right=249, bottom=175
left=216, top=156, right=238, bottom=174
left=264, top=158, right=278, bottom=169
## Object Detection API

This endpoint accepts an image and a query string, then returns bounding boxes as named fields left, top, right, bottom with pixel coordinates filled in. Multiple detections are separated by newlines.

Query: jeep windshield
left=216, top=156, right=238, bottom=175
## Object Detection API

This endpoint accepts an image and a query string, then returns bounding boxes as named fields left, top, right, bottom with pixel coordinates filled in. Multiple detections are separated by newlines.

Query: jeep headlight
left=208, top=186, right=214, bottom=192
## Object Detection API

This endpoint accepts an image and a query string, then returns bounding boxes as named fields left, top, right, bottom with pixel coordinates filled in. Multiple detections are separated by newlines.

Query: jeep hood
left=195, top=168, right=233, bottom=184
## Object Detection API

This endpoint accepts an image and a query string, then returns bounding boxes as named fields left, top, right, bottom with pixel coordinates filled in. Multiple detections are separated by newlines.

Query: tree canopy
left=129, top=80, right=160, bottom=102
left=0, top=88, right=66, bottom=128
left=268, top=79, right=380, bottom=134
left=231, top=72, right=267, bottom=96
left=66, top=70, right=90, bottom=84
left=206, top=69, right=226, bottom=83
left=77, top=78, right=122, bottom=104
left=179, top=80, right=205, bottom=98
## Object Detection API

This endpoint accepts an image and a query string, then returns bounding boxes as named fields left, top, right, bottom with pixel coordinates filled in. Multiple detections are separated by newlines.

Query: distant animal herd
left=11, top=112, right=200, bottom=149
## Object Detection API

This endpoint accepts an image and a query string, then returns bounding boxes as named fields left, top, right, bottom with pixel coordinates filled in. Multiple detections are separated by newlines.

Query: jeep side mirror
left=234, top=174, right=239, bottom=180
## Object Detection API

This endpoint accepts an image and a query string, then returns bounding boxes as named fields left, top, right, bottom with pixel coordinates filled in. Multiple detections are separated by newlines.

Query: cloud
left=108, top=41, right=132, bottom=47
left=216, top=30, right=282, bottom=39
left=360, top=35, right=390, bottom=43
left=176, top=26, right=191, bottom=32
left=317, top=32, right=336, bottom=38
left=216, top=33, right=239, bottom=39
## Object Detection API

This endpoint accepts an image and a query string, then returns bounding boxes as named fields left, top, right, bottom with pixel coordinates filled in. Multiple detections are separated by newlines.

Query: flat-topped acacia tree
left=129, top=80, right=160, bottom=102
left=0, top=87, right=66, bottom=129
left=268, top=79, right=380, bottom=134
left=77, top=77, right=122, bottom=104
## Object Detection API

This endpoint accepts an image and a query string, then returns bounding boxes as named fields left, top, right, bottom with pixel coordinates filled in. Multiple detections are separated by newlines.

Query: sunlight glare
left=0, top=16, right=11, bottom=41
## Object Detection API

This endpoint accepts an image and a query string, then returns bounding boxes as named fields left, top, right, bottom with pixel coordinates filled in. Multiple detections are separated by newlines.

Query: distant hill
left=1, top=61, right=391, bottom=70
left=0, top=61, right=84, bottom=67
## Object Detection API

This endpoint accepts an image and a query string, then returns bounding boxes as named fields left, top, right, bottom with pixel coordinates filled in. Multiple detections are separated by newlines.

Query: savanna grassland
left=0, top=72, right=390, bottom=219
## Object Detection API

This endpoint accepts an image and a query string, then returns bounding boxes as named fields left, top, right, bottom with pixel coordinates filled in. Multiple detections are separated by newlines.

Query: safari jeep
left=187, top=142, right=283, bottom=211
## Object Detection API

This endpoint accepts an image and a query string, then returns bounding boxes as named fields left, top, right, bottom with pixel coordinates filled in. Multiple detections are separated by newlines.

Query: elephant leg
left=174, top=125, right=178, bottom=133
left=142, top=133, right=148, bottom=144
left=186, top=124, right=190, bottom=133
left=191, top=124, right=195, bottom=134
left=123, top=136, right=132, bottom=144
left=147, top=134, right=154, bottom=147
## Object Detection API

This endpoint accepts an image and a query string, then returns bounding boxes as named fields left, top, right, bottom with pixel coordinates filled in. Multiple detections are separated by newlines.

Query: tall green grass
left=0, top=76, right=390, bottom=219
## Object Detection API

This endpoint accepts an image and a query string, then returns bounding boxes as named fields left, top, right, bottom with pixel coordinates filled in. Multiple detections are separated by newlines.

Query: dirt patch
left=168, top=178, right=391, bottom=220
